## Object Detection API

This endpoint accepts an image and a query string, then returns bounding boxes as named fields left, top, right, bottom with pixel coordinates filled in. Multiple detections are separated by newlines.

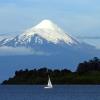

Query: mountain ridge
left=0, top=19, right=79, bottom=47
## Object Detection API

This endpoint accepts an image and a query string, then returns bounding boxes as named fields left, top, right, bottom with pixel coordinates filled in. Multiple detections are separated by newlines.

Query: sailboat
left=44, top=76, right=53, bottom=89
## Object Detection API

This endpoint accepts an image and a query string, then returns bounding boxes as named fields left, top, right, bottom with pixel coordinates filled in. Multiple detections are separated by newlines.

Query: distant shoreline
left=2, top=57, right=100, bottom=85
left=1, top=82, right=100, bottom=85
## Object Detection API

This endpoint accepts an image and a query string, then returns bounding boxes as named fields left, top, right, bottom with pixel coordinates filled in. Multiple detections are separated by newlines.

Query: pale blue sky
left=0, top=0, right=100, bottom=48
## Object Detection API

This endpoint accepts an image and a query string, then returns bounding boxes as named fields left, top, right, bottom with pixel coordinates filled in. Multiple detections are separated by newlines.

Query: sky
left=0, top=0, right=100, bottom=48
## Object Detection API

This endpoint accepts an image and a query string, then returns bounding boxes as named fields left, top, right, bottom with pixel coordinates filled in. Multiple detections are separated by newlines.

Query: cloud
left=0, top=46, right=32, bottom=55
left=77, top=36, right=100, bottom=40
left=0, top=46, right=50, bottom=56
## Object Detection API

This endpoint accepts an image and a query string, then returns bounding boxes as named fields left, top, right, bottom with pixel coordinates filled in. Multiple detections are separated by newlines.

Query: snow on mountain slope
left=0, top=34, right=16, bottom=41
left=19, top=19, right=78, bottom=45
left=0, top=19, right=79, bottom=47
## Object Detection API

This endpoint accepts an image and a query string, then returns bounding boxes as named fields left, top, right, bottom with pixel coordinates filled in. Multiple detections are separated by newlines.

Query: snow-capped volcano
left=0, top=19, right=79, bottom=47
left=19, top=19, right=78, bottom=45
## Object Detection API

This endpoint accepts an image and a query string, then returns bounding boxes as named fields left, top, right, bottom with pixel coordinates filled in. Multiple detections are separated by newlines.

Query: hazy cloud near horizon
left=0, top=46, right=32, bottom=55
left=0, top=46, right=50, bottom=56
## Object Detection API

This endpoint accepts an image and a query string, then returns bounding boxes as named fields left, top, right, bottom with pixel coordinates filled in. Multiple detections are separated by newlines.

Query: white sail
left=44, top=76, right=53, bottom=88
left=48, top=77, right=52, bottom=87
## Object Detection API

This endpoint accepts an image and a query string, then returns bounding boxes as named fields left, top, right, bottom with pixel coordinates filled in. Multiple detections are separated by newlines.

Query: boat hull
left=44, top=86, right=53, bottom=89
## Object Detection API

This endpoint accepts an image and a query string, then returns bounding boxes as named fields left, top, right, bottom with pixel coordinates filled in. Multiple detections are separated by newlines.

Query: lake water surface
left=0, top=85, right=100, bottom=100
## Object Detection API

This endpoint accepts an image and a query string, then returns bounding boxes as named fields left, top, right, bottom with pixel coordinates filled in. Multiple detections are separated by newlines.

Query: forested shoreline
left=2, top=57, right=100, bottom=85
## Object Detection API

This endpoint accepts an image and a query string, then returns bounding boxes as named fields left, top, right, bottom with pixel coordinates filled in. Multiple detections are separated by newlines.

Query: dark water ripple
left=0, top=85, right=100, bottom=100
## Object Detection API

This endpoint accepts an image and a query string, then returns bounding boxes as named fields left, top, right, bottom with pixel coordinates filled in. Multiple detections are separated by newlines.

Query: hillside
left=2, top=57, right=100, bottom=85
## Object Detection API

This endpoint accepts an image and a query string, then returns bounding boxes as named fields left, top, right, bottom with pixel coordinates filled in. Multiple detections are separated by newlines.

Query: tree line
left=2, top=57, right=100, bottom=84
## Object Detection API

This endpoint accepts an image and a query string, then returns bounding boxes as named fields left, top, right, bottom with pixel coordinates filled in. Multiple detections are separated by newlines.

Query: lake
left=0, top=85, right=100, bottom=100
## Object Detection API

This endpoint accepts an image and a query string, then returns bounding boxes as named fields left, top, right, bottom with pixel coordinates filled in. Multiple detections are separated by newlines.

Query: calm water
left=0, top=85, right=100, bottom=100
